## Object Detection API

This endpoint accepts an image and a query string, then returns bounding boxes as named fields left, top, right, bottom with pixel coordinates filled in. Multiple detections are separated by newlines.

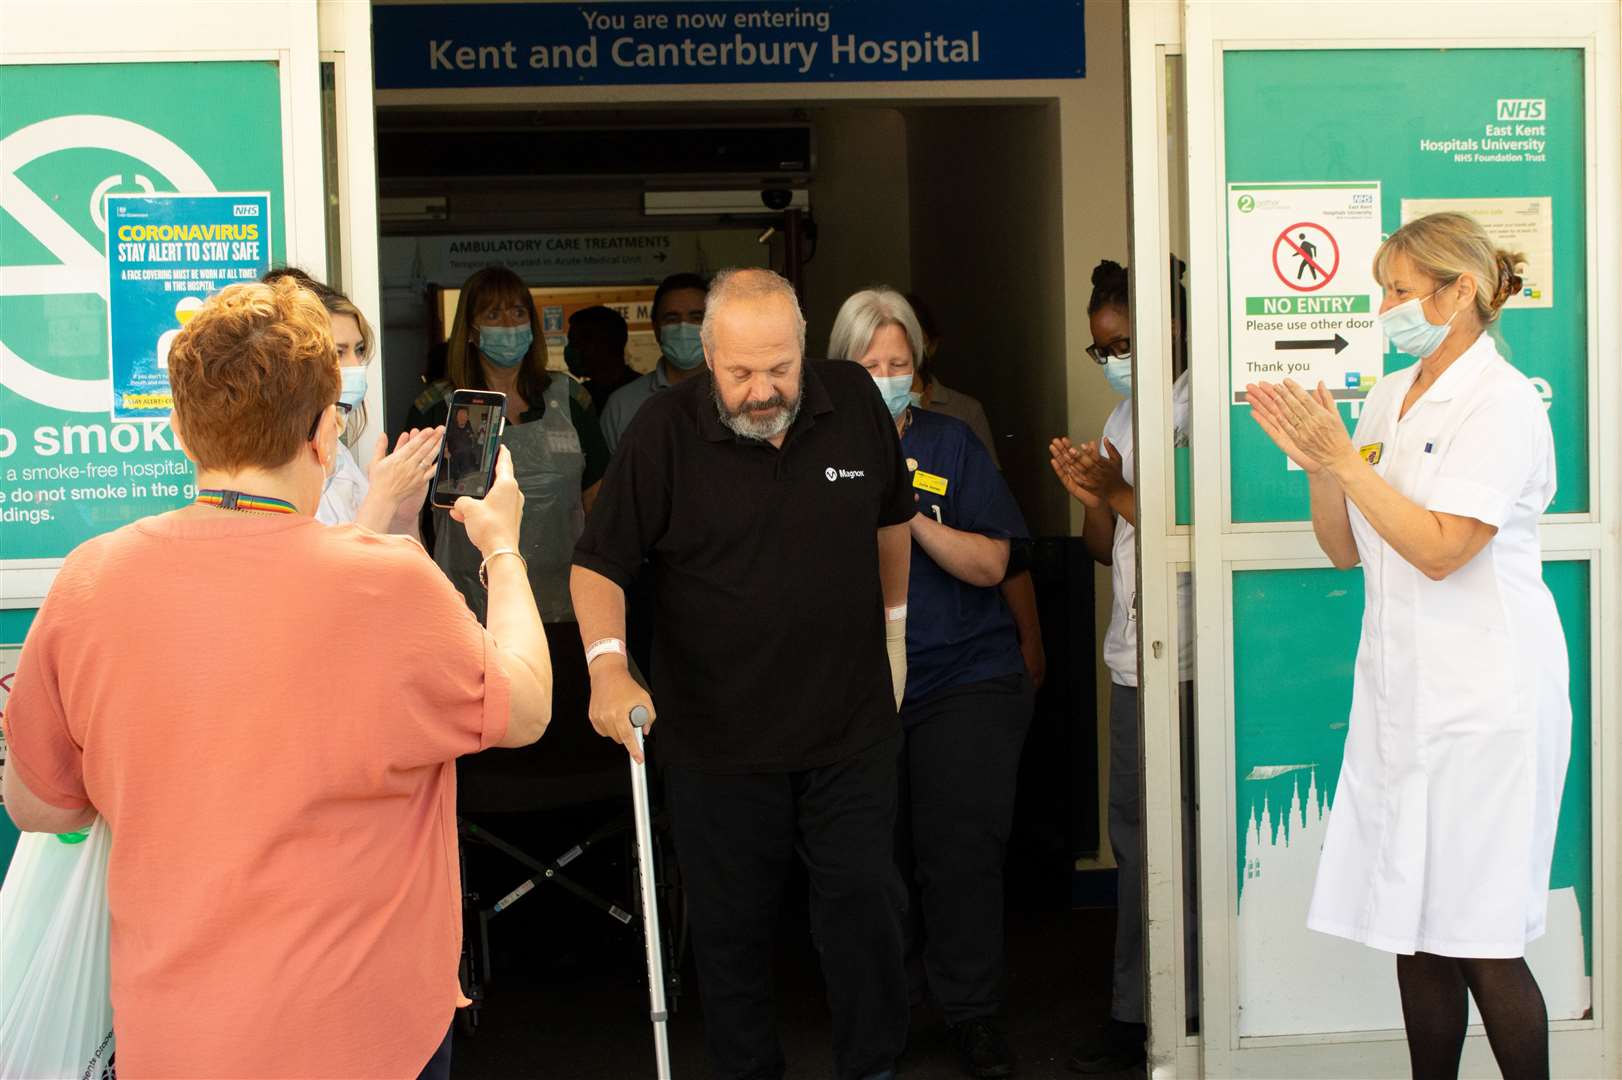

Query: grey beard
left=711, top=375, right=803, bottom=442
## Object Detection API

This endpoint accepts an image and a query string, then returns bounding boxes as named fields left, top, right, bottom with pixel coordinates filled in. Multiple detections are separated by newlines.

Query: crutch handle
left=629, top=704, right=651, bottom=729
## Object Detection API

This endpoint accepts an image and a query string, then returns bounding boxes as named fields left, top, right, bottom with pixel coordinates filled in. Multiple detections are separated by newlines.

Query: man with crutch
left=571, top=268, right=914, bottom=1080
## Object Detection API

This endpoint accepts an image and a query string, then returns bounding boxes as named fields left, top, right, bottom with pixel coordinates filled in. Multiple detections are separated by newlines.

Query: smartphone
left=431, top=389, right=506, bottom=509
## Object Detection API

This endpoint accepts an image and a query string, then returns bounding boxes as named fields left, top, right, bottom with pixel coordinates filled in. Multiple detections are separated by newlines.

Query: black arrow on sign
left=1274, top=333, right=1349, bottom=354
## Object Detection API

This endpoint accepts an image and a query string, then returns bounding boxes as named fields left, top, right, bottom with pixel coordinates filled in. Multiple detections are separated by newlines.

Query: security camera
left=761, top=188, right=793, bottom=211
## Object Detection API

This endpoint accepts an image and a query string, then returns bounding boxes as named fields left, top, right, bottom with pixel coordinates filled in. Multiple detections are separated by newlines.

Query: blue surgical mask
left=478, top=324, right=533, bottom=368
left=907, top=390, right=924, bottom=409
left=339, top=365, right=368, bottom=409
left=1378, top=289, right=1456, bottom=359
left=660, top=323, right=706, bottom=370
left=872, top=373, right=913, bottom=420
left=1103, top=354, right=1134, bottom=398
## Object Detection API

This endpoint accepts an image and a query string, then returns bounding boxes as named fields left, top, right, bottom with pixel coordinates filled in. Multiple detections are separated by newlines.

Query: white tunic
left=1307, top=333, right=1570, bottom=958
left=317, top=442, right=369, bottom=526
left=1100, top=371, right=1192, bottom=687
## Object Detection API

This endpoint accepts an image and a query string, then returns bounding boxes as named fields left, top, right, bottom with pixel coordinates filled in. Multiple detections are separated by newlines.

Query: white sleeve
left=1426, top=383, right=1550, bottom=527
left=317, top=445, right=369, bottom=526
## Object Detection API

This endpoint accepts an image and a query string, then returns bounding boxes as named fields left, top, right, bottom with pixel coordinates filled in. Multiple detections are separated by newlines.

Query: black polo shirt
left=573, top=360, right=915, bottom=773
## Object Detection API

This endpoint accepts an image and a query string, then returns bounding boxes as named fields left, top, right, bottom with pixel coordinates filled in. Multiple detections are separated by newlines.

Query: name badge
left=546, top=428, right=582, bottom=455
left=912, top=470, right=948, bottom=496
left=1359, top=442, right=1383, bottom=466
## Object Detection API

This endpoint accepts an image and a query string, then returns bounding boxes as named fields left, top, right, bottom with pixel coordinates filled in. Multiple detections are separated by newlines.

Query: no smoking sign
left=1272, top=222, right=1339, bottom=292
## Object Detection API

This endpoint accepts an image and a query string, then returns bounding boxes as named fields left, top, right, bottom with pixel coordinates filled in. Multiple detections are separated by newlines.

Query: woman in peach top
left=1, top=279, right=554, bottom=1079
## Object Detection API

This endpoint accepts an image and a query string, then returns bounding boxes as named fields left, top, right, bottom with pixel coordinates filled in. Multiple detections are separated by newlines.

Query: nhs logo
left=1496, top=99, right=1546, bottom=120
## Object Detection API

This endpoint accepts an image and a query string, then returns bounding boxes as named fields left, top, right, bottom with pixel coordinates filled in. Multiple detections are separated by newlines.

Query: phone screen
left=436, top=399, right=502, bottom=500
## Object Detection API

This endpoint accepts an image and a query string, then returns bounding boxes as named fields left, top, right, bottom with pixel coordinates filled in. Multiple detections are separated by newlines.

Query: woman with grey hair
left=831, top=287, right=1035, bottom=1079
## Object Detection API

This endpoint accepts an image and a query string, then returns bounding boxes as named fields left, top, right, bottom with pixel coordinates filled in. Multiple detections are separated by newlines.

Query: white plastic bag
left=0, top=819, right=116, bottom=1080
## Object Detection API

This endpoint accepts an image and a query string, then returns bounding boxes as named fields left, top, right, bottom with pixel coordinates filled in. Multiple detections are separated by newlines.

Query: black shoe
left=949, top=1017, right=1015, bottom=1079
left=1065, top=1020, right=1146, bottom=1074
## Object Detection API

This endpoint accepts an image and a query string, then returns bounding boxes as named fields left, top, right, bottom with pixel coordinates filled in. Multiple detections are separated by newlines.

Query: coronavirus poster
left=106, top=192, right=271, bottom=419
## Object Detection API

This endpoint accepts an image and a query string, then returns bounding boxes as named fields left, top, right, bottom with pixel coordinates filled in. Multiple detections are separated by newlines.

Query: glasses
left=1085, top=338, right=1132, bottom=364
left=307, top=401, right=353, bottom=441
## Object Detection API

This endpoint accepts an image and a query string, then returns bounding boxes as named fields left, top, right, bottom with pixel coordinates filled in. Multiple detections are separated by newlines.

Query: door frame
left=1126, top=2, right=1622, bottom=1076
left=317, top=0, right=386, bottom=466
left=0, top=0, right=330, bottom=607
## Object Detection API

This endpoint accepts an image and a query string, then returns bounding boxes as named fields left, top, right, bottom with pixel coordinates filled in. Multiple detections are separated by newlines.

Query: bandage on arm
left=886, top=604, right=907, bottom=711
left=876, top=523, right=911, bottom=711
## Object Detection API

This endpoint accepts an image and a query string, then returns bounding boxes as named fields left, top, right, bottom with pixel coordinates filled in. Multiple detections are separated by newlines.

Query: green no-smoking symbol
left=1237, top=194, right=1256, bottom=213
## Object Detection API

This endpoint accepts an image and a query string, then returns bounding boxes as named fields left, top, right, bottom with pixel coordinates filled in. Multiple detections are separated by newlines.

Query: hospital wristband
left=585, top=637, right=628, bottom=665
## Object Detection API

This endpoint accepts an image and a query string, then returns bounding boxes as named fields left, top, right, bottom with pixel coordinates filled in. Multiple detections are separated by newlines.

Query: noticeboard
left=1224, top=48, right=1587, bottom=522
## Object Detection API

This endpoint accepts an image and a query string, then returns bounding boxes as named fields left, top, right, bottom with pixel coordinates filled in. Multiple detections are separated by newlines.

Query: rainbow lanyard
left=195, top=489, right=297, bottom=515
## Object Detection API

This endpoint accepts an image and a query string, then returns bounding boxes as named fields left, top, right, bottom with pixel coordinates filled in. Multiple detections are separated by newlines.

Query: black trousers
left=414, top=1022, right=452, bottom=1080
left=666, top=733, right=909, bottom=1080
left=895, top=673, right=1034, bottom=1025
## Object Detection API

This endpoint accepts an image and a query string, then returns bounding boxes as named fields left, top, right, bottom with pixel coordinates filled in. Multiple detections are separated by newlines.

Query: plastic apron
left=434, top=379, right=585, bottom=624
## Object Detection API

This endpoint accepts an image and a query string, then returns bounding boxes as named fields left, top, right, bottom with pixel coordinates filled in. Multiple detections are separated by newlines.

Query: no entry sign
left=1227, top=182, right=1382, bottom=403
left=1273, top=222, right=1339, bottom=292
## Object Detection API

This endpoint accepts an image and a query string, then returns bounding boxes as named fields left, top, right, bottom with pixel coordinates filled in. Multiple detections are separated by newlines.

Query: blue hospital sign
left=373, top=1, right=1086, bottom=88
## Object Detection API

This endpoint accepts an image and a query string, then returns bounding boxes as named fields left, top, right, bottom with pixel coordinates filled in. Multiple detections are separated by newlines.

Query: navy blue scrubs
left=895, top=407, right=1035, bottom=1027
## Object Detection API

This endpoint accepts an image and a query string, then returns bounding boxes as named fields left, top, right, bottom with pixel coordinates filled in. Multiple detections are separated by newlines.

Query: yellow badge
left=912, top=470, right=948, bottom=496
left=1359, top=442, right=1383, bottom=466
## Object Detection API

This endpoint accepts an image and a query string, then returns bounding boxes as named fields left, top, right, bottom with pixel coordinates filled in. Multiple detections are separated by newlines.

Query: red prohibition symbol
left=1273, top=222, right=1339, bottom=292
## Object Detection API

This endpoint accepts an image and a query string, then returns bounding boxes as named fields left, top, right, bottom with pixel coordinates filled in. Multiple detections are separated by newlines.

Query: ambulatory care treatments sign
left=0, top=62, right=285, bottom=573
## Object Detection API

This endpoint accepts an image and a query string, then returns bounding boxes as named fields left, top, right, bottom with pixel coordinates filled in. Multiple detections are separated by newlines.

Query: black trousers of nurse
left=896, top=673, right=1034, bottom=1024
left=665, top=732, right=909, bottom=1080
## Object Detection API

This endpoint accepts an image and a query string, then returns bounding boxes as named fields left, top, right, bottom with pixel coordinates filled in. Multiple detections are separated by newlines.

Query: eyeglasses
left=1085, top=338, right=1132, bottom=364
left=307, top=401, right=353, bottom=441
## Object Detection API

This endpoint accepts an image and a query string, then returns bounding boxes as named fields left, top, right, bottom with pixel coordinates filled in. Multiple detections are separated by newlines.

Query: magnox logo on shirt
left=825, top=467, right=865, bottom=482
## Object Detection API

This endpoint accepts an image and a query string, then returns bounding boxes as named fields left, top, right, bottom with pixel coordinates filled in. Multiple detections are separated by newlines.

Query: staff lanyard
left=195, top=489, right=297, bottom=515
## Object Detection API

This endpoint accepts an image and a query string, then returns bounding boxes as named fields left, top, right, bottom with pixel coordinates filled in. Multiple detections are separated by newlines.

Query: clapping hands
left=1246, top=380, right=1353, bottom=474
left=1049, top=436, right=1128, bottom=511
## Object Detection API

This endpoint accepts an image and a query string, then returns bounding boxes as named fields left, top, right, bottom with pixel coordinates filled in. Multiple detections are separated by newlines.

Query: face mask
left=562, top=343, right=586, bottom=376
left=1103, top=354, right=1134, bottom=398
left=660, top=323, right=706, bottom=370
left=1378, top=288, right=1456, bottom=359
left=478, top=324, right=533, bottom=368
left=339, top=366, right=368, bottom=409
left=872, top=373, right=913, bottom=420
left=907, top=390, right=924, bottom=409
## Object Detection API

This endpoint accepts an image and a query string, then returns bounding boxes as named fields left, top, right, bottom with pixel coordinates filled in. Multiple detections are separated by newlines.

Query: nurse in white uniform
left=263, top=269, right=441, bottom=534
left=1247, top=212, right=1568, bottom=1080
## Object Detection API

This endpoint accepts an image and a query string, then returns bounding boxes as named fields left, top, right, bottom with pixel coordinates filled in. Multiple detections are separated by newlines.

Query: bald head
left=702, top=268, right=807, bottom=444
left=701, top=268, right=806, bottom=357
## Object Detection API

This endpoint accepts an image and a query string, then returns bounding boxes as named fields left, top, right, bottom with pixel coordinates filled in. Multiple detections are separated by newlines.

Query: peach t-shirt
left=2, top=510, right=511, bottom=1079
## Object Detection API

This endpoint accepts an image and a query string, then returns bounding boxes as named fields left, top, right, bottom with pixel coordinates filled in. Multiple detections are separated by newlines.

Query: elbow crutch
left=628, top=704, right=672, bottom=1080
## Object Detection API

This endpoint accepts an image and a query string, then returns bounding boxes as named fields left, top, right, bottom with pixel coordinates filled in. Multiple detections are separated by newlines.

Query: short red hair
left=168, top=280, right=339, bottom=471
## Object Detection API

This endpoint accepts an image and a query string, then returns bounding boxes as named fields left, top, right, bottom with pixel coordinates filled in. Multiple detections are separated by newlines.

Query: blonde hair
left=260, top=267, right=376, bottom=447
left=322, top=290, right=375, bottom=448
left=1372, top=212, right=1524, bottom=327
left=827, top=287, right=925, bottom=368
left=169, top=280, right=339, bottom=472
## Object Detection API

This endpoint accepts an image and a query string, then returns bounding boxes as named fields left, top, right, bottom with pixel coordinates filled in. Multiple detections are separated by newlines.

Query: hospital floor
left=450, top=806, right=1129, bottom=1080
